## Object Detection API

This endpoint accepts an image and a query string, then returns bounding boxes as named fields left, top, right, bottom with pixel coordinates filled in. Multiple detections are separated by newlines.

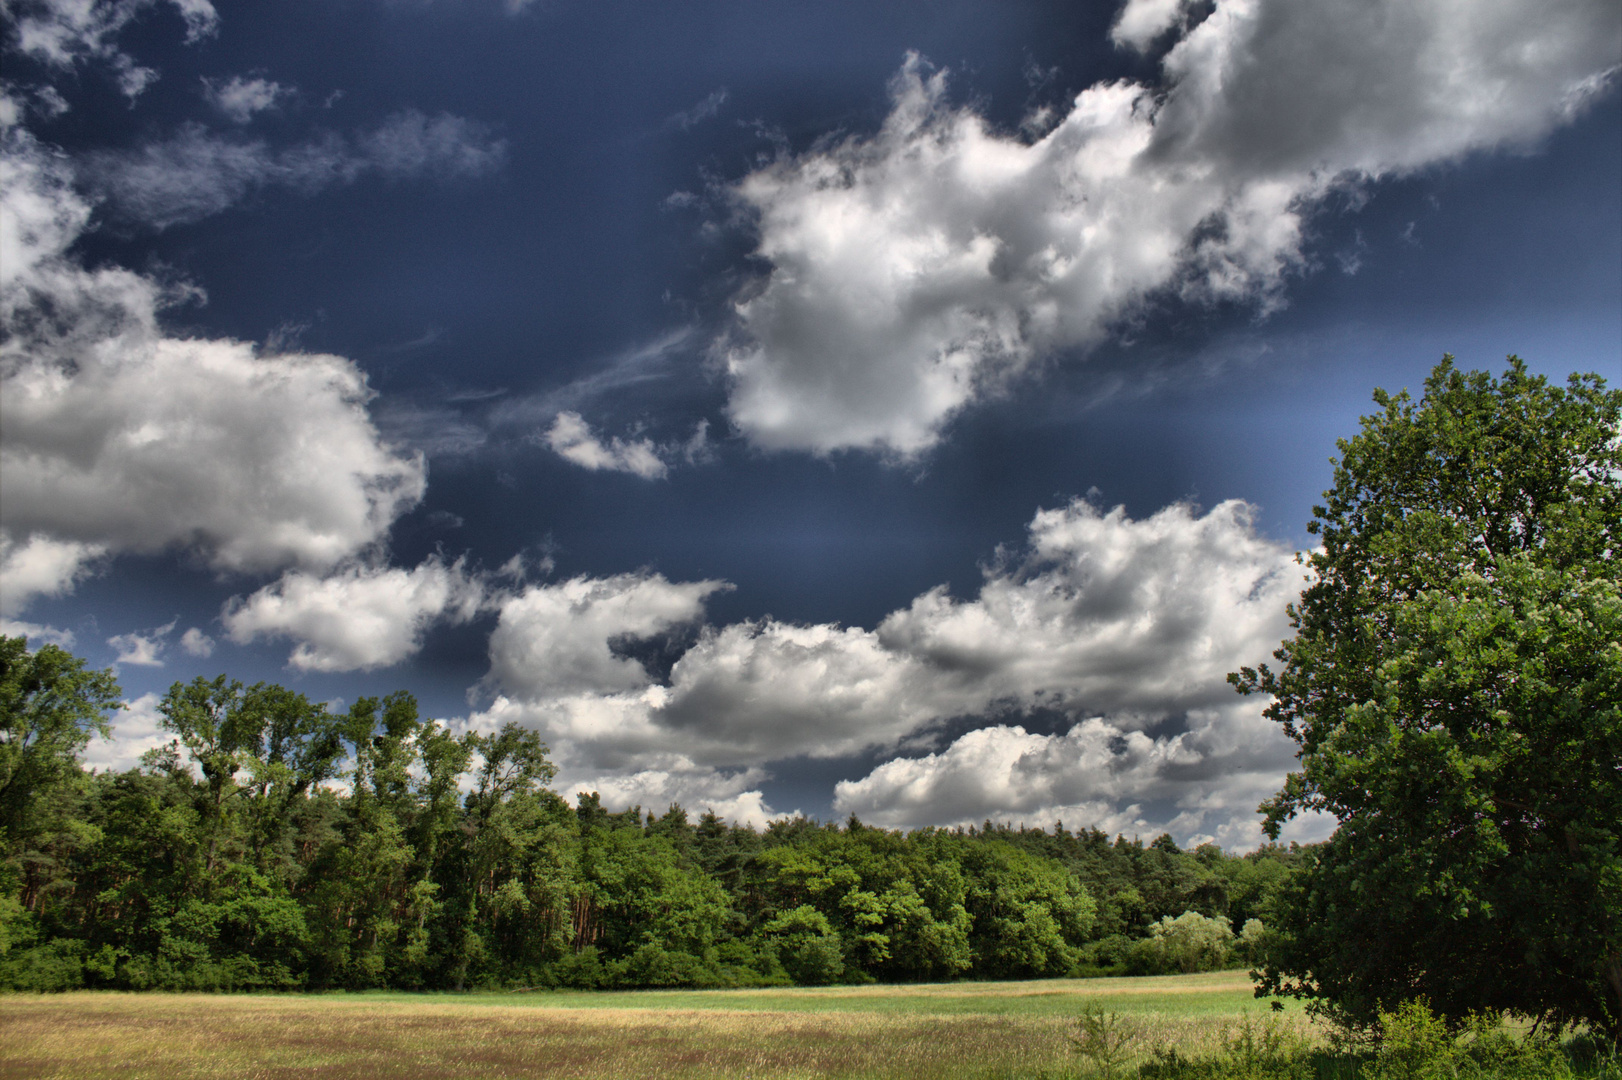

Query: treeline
left=2, top=638, right=1303, bottom=992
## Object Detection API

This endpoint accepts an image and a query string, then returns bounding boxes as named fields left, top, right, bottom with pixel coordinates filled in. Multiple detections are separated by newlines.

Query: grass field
left=0, top=972, right=1311, bottom=1079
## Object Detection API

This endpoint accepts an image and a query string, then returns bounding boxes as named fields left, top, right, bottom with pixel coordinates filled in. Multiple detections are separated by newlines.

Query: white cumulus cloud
left=485, top=573, right=728, bottom=701
left=1, top=335, right=427, bottom=575
left=179, top=627, right=214, bottom=657
left=82, top=692, right=175, bottom=774
left=832, top=708, right=1329, bottom=850
left=544, top=412, right=669, bottom=479
left=472, top=497, right=1305, bottom=841
left=0, top=532, right=105, bottom=617
left=224, top=557, right=486, bottom=672
left=542, top=764, right=782, bottom=830
left=1111, top=0, right=1190, bottom=51
left=721, top=0, right=1619, bottom=456
left=0, top=620, right=75, bottom=648
left=0, top=93, right=428, bottom=616
left=108, top=619, right=176, bottom=667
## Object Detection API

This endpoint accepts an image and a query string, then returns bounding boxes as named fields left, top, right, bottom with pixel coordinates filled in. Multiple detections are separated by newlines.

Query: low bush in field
left=1043, top=1000, right=1621, bottom=1080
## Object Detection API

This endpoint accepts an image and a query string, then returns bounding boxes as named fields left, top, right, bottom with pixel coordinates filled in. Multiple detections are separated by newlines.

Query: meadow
left=0, top=971, right=1308, bottom=1079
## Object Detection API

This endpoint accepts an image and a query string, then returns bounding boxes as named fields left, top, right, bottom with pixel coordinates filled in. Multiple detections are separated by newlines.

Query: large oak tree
left=1235, top=357, right=1621, bottom=1038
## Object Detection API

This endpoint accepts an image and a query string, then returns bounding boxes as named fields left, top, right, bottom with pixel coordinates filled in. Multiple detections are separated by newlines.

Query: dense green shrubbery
left=1063, top=1001, right=1619, bottom=1080
left=1, top=635, right=1295, bottom=993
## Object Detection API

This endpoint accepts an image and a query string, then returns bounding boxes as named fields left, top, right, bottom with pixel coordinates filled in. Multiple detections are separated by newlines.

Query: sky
left=2, top=0, right=1618, bottom=850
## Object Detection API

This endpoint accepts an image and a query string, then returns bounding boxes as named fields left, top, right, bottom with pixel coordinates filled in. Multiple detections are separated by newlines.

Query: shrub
left=1131, top=911, right=1236, bottom=975
left=1069, top=1004, right=1141, bottom=1079
left=759, top=904, right=845, bottom=984
left=1365, top=1000, right=1574, bottom=1080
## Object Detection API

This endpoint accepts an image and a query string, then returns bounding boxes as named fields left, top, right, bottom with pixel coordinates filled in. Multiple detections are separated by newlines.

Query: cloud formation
left=223, top=557, right=486, bottom=672
left=0, top=533, right=105, bottom=618
left=721, top=0, right=1619, bottom=455
left=83, top=111, right=507, bottom=229
left=107, top=620, right=176, bottom=667
left=666, top=88, right=728, bottom=131
left=203, top=75, right=291, bottom=123
left=541, top=411, right=714, bottom=478
left=1, top=335, right=426, bottom=576
left=544, top=412, right=669, bottom=479
left=473, top=498, right=1304, bottom=843
left=831, top=708, right=1325, bottom=850
left=179, top=627, right=214, bottom=657
left=552, top=765, right=782, bottom=831
left=0, top=95, right=428, bottom=614
left=81, top=692, right=173, bottom=774
left=10, top=0, right=218, bottom=99
left=485, top=573, right=728, bottom=702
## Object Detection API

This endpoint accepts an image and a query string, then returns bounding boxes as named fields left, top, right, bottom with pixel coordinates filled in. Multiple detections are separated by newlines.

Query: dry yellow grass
left=0, top=974, right=1315, bottom=1079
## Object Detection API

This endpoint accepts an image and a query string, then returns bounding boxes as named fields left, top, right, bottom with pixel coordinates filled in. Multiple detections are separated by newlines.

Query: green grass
left=0, top=972, right=1306, bottom=1079
left=363, top=969, right=1292, bottom=1017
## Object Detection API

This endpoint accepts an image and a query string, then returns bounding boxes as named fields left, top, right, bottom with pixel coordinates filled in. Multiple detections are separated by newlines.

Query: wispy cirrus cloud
left=82, top=110, right=506, bottom=229
left=666, top=88, right=728, bottom=131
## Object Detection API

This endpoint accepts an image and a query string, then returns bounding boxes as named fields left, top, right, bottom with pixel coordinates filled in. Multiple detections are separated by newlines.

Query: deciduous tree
left=1234, top=357, right=1621, bottom=1038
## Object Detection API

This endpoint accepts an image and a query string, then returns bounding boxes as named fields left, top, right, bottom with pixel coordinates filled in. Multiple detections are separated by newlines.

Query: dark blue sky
left=4, top=0, right=1618, bottom=846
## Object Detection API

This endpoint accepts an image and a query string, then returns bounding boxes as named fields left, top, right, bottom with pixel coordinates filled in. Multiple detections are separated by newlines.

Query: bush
left=619, top=943, right=706, bottom=987
left=1364, top=1000, right=1574, bottom=1080
left=546, top=946, right=608, bottom=988
left=1129, top=911, right=1236, bottom=975
left=0, top=938, right=86, bottom=992
left=1074, top=934, right=1135, bottom=977
left=759, top=905, right=845, bottom=985
left=1062, top=1000, right=1598, bottom=1080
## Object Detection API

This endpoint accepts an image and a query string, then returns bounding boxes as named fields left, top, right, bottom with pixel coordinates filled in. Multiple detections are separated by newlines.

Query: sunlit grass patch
left=455, top=969, right=1286, bottom=1017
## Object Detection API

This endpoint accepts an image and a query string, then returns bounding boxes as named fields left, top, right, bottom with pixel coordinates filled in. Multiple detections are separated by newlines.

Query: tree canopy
left=0, top=634, right=1294, bottom=992
left=1234, top=356, right=1622, bottom=1038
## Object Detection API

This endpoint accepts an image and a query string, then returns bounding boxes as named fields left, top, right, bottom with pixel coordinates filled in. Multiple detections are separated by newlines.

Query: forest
left=3, top=359, right=1618, bottom=1060
left=0, top=646, right=1298, bottom=993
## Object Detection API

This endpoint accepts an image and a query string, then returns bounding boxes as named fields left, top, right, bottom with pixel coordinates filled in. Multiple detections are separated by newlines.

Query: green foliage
left=1069, top=1004, right=1142, bottom=1078
left=0, top=636, right=121, bottom=907
left=0, top=639, right=121, bottom=831
left=1363, top=1000, right=1578, bottom=1080
left=761, top=904, right=846, bottom=984
left=1132, top=911, right=1238, bottom=975
left=0, top=632, right=1309, bottom=995
left=1138, top=1014, right=1313, bottom=1080
left=1234, top=358, right=1622, bottom=1038
left=955, top=836, right=1096, bottom=979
